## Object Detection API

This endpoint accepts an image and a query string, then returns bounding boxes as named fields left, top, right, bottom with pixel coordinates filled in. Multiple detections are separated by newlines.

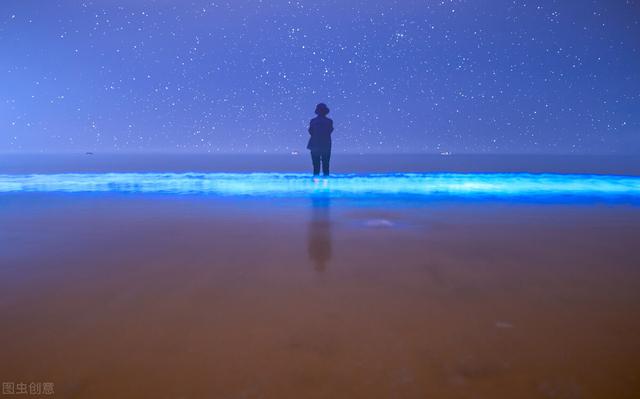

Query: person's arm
left=308, top=120, right=314, bottom=135
left=329, top=120, right=334, bottom=134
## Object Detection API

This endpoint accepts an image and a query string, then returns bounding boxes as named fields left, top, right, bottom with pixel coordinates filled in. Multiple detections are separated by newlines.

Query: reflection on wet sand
left=307, top=196, right=332, bottom=272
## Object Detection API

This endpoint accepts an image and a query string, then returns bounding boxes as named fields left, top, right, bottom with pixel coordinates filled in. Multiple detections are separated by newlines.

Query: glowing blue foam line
left=1, top=173, right=639, bottom=198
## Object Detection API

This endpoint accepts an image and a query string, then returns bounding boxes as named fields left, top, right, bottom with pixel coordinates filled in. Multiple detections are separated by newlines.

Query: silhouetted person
left=306, top=103, right=333, bottom=176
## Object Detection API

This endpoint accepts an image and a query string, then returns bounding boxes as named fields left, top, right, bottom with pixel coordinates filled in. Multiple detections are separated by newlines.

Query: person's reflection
left=307, top=195, right=332, bottom=272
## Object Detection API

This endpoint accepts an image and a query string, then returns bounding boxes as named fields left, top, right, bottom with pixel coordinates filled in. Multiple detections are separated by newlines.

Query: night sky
left=2, top=0, right=639, bottom=154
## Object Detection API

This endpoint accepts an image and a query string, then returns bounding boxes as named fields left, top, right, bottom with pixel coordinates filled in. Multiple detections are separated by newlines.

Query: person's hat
left=315, top=103, right=330, bottom=115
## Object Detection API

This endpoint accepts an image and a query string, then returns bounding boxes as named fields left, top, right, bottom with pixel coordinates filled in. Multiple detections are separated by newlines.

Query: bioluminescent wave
left=1, top=173, right=640, bottom=198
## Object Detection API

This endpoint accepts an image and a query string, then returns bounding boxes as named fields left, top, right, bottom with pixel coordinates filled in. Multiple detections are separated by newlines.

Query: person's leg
left=311, top=152, right=321, bottom=175
left=322, top=151, right=331, bottom=176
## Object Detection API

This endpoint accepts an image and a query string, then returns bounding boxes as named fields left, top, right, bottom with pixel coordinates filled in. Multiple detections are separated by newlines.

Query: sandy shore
left=1, top=193, right=639, bottom=398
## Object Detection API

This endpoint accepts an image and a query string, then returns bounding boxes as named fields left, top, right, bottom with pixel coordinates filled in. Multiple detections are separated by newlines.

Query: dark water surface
left=2, top=153, right=640, bottom=175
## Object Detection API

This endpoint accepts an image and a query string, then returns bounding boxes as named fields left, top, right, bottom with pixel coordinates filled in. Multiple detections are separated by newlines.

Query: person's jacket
left=306, top=116, right=333, bottom=151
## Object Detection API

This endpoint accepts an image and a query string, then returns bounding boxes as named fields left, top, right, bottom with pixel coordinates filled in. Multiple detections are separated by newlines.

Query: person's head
left=315, top=103, right=330, bottom=116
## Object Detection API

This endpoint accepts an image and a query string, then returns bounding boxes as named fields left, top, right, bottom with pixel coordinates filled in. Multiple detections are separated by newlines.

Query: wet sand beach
left=1, top=193, right=639, bottom=398
left=1, top=155, right=639, bottom=398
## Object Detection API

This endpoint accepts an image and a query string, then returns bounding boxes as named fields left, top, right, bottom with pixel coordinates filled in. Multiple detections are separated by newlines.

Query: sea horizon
left=2, top=153, right=639, bottom=175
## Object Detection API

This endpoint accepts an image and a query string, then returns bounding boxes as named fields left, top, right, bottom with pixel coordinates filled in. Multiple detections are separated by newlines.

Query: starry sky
left=2, top=0, right=639, bottom=154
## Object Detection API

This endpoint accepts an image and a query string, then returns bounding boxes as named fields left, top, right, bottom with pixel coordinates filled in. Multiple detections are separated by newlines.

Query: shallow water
left=2, top=172, right=640, bottom=199
left=1, top=155, right=639, bottom=398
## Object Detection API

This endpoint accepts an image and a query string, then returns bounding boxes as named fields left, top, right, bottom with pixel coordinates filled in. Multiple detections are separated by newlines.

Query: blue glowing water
left=1, top=172, right=640, bottom=199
